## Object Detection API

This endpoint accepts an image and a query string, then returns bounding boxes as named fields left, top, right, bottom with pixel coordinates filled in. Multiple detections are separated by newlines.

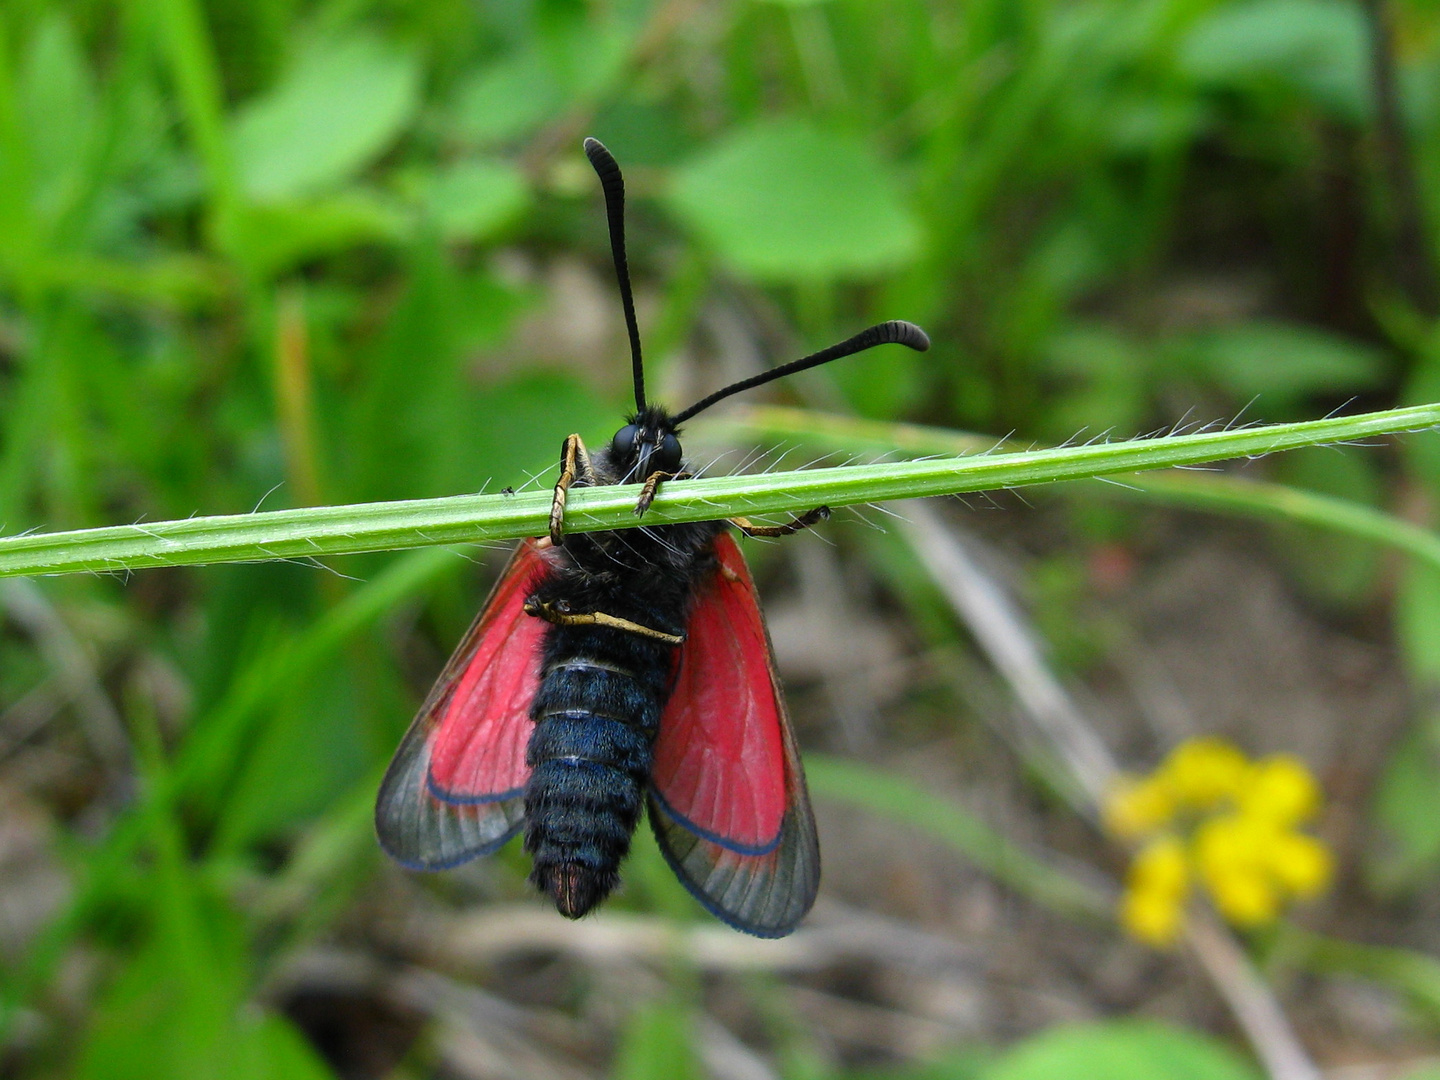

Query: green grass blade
left=0, top=402, right=1438, bottom=578
left=714, top=406, right=1440, bottom=575
left=151, top=0, right=239, bottom=232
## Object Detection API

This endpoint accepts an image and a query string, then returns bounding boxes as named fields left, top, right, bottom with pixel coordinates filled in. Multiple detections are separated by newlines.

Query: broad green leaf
left=406, top=158, right=530, bottom=242
left=665, top=120, right=922, bottom=282
left=982, top=1021, right=1260, bottom=1080
left=232, top=35, right=421, bottom=201
left=1179, top=0, right=1370, bottom=122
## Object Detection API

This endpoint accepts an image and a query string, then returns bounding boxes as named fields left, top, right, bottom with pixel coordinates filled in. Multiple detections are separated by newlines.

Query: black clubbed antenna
left=671, top=320, right=930, bottom=424
left=584, top=137, right=647, bottom=412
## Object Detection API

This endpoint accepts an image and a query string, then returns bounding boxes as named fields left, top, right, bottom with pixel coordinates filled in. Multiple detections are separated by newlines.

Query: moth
left=376, top=138, right=929, bottom=937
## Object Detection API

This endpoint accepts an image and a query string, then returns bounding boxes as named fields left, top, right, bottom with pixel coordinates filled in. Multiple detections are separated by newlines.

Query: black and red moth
left=375, top=138, right=929, bottom=938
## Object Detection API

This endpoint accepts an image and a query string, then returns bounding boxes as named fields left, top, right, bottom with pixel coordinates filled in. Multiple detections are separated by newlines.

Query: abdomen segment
left=523, top=653, right=662, bottom=917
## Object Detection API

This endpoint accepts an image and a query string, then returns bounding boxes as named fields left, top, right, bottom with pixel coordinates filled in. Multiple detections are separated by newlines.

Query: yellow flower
left=1120, top=884, right=1185, bottom=947
left=1112, top=738, right=1334, bottom=947
left=1104, top=776, right=1175, bottom=839
left=1238, top=754, right=1321, bottom=826
left=1160, top=737, right=1249, bottom=810
left=1130, top=835, right=1189, bottom=897
left=1267, top=831, right=1333, bottom=898
left=1193, top=813, right=1252, bottom=879
left=1205, top=867, right=1280, bottom=926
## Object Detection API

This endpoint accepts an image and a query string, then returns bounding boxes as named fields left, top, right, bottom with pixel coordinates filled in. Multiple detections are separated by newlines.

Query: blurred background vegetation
left=5, top=0, right=1440, bottom=1076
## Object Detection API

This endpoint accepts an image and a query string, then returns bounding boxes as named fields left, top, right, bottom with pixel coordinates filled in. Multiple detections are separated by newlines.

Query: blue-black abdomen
left=523, top=618, right=677, bottom=918
left=521, top=490, right=724, bottom=918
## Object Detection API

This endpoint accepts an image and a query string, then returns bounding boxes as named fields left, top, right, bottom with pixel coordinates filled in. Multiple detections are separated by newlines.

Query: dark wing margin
left=375, top=539, right=549, bottom=870
left=649, top=532, right=820, bottom=937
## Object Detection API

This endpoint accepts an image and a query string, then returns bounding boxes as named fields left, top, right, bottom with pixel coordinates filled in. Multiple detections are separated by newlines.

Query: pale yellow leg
left=549, top=434, right=595, bottom=545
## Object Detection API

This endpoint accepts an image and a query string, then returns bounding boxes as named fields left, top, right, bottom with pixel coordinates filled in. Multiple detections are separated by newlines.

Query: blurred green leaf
left=589, top=100, right=699, bottom=167
left=210, top=661, right=369, bottom=852
left=232, top=34, right=420, bottom=201
left=447, top=22, right=631, bottom=147
left=1398, top=562, right=1440, bottom=686
left=1179, top=0, right=1371, bottom=122
left=1178, top=321, right=1387, bottom=406
left=404, top=157, right=530, bottom=242
left=844, top=1051, right=990, bottom=1080
left=252, top=772, right=391, bottom=936
left=77, top=937, right=332, bottom=1080
left=613, top=1002, right=702, bottom=1080
left=1283, top=925, right=1440, bottom=1026
left=73, top=698, right=335, bottom=1080
left=241, top=190, right=409, bottom=274
left=665, top=120, right=922, bottom=282
left=1040, top=324, right=1149, bottom=440
left=980, top=1021, right=1260, bottom=1080
left=1100, top=95, right=1206, bottom=157
left=1271, top=444, right=1383, bottom=606
left=805, top=755, right=1112, bottom=920
left=447, top=50, right=564, bottom=146
left=1370, top=711, right=1440, bottom=891
left=620, top=819, right=707, bottom=922
left=17, top=12, right=95, bottom=232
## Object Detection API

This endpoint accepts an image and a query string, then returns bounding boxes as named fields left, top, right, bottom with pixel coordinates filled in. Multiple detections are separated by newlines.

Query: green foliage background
left=5, top=0, right=1440, bottom=1076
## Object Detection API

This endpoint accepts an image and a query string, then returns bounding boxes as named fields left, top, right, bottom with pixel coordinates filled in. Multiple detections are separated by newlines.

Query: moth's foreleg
left=549, top=434, right=596, bottom=545
left=730, top=506, right=831, bottom=538
left=634, top=470, right=693, bottom=516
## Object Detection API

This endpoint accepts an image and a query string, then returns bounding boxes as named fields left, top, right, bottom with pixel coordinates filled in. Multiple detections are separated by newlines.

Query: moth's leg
left=549, top=434, right=596, bottom=545
left=633, top=470, right=693, bottom=516
left=523, top=598, right=683, bottom=645
left=730, top=506, right=831, bottom=538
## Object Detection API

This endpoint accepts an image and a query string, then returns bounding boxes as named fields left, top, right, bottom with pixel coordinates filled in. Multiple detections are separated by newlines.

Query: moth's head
left=610, top=405, right=682, bottom=480
left=582, top=136, right=930, bottom=477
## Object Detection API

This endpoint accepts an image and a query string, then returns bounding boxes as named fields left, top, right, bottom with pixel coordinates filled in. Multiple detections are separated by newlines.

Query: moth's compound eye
left=652, top=433, right=683, bottom=474
left=610, top=424, right=641, bottom=461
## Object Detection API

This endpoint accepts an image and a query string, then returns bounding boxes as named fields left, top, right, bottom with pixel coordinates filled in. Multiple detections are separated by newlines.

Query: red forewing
left=649, top=531, right=820, bottom=937
left=375, top=539, right=550, bottom=869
